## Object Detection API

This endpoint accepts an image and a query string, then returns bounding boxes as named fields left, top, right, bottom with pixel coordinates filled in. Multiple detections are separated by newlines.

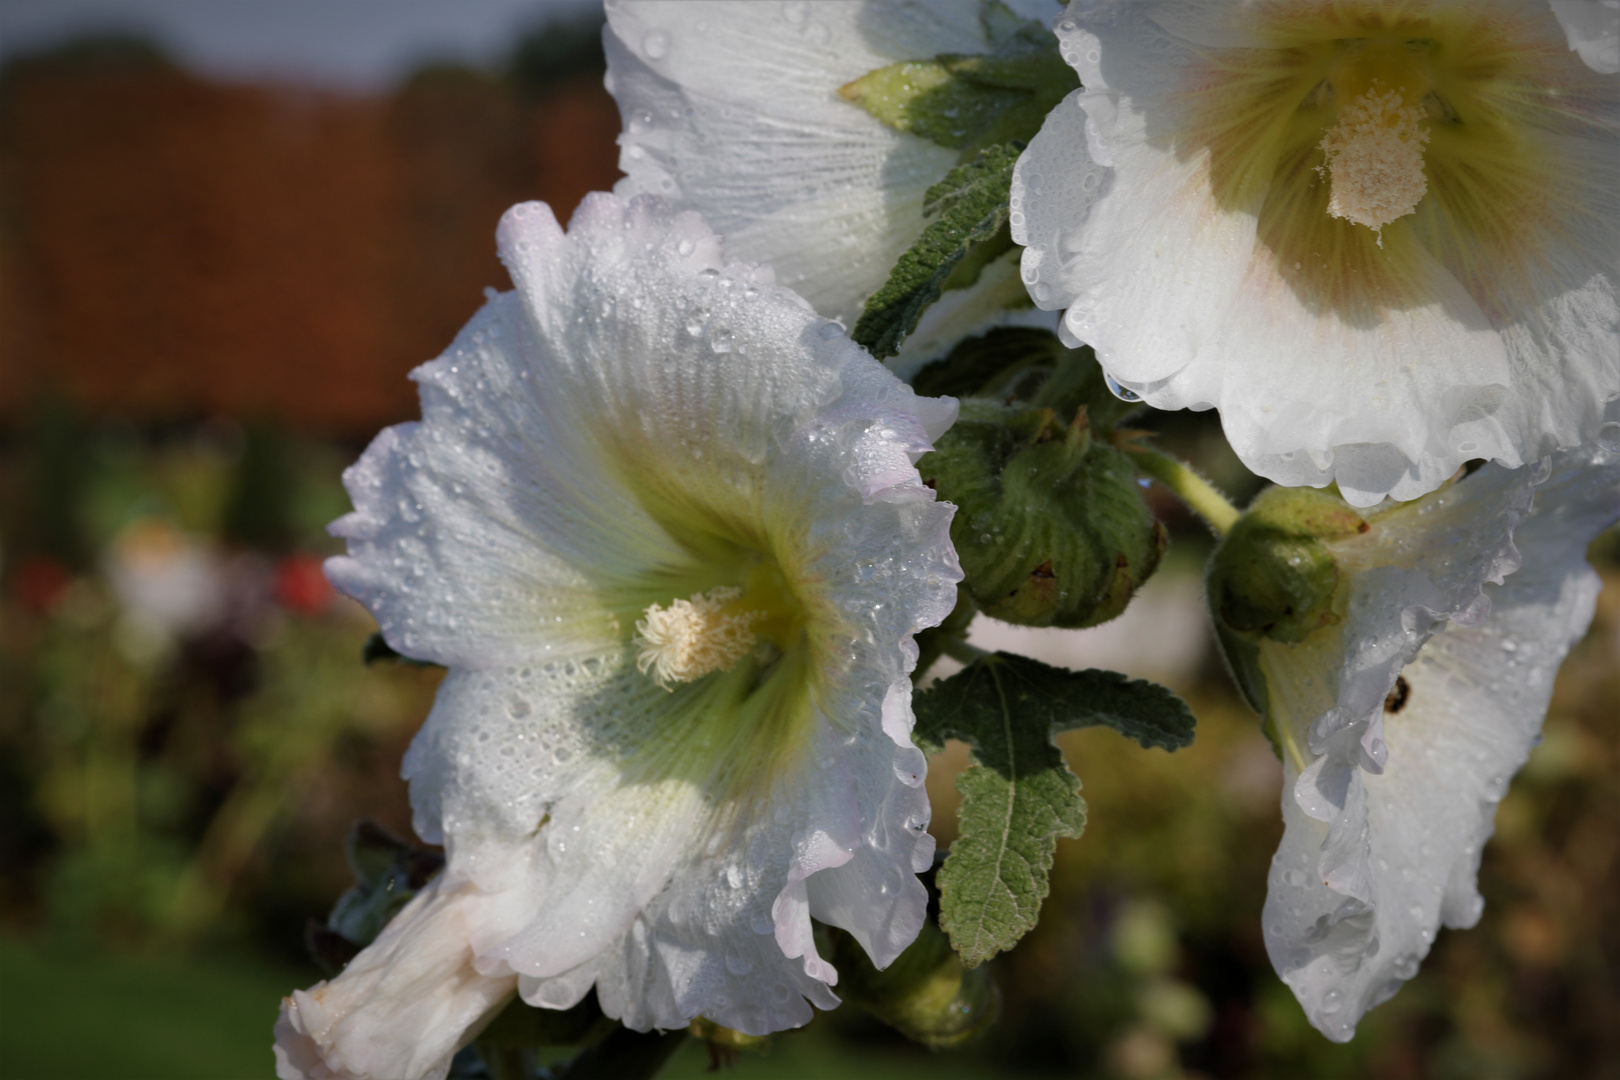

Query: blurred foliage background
left=1, top=8, right=1616, bottom=1080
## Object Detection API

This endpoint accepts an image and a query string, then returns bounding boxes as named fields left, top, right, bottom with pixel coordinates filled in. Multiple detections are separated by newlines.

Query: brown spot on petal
left=1384, top=674, right=1411, bottom=714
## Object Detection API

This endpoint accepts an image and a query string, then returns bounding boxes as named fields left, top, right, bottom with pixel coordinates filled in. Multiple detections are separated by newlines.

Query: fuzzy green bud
left=920, top=399, right=1165, bottom=628
left=1206, top=486, right=1368, bottom=718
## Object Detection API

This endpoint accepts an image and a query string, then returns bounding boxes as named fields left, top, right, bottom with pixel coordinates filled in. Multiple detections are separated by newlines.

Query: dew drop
left=1321, top=989, right=1343, bottom=1014
left=1599, top=421, right=1620, bottom=453
left=642, top=29, right=669, bottom=59
left=1104, top=373, right=1142, bottom=402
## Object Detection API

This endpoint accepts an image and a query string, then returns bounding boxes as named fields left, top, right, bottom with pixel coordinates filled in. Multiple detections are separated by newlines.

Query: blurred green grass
left=0, top=936, right=311, bottom=1080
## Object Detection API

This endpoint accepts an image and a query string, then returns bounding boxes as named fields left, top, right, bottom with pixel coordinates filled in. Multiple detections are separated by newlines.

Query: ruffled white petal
left=328, top=193, right=961, bottom=1036
left=273, top=877, right=518, bottom=1080
left=1016, top=0, right=1620, bottom=506
left=606, top=0, right=1052, bottom=361
left=1262, top=440, right=1619, bottom=1040
left=1551, top=0, right=1620, bottom=73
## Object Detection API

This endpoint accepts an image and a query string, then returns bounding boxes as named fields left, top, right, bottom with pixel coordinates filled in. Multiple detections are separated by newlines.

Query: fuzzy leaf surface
left=915, top=654, right=1196, bottom=964
left=852, top=144, right=1019, bottom=359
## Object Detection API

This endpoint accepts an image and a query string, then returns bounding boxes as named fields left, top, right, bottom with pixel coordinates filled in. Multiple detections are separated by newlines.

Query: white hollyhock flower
left=274, top=877, right=519, bottom=1080
left=606, top=0, right=1059, bottom=373
left=1244, top=437, right=1618, bottom=1041
left=276, top=192, right=961, bottom=1076
left=1013, top=0, right=1620, bottom=506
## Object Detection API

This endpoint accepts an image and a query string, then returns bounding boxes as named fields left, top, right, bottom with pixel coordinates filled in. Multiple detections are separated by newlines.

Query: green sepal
left=919, top=397, right=1166, bottom=627
left=362, top=631, right=442, bottom=668
left=838, top=2, right=1078, bottom=157
left=915, top=654, right=1196, bottom=966
left=818, top=919, right=998, bottom=1048
left=323, top=821, right=444, bottom=953
left=852, top=144, right=1020, bottom=359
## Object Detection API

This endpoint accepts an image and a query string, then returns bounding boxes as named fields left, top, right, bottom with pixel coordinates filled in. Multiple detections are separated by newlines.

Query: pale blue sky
left=0, top=0, right=598, bottom=89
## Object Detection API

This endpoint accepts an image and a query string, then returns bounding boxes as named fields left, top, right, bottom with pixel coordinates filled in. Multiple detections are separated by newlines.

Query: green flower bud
left=921, top=399, right=1165, bottom=628
left=1208, top=486, right=1368, bottom=643
left=1205, top=486, right=1368, bottom=720
left=820, top=920, right=999, bottom=1049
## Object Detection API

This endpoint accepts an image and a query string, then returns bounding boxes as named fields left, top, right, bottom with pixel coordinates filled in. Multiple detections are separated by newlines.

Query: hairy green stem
left=1126, top=446, right=1240, bottom=537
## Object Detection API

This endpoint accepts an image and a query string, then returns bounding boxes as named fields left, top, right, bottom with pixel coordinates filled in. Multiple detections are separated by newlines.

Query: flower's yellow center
left=632, top=562, right=803, bottom=689
left=635, top=587, right=761, bottom=687
left=1181, top=5, right=1601, bottom=318
left=1315, top=43, right=1433, bottom=239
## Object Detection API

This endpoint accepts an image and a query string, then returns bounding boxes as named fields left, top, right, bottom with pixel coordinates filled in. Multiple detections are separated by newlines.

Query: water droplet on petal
left=1104, top=373, right=1142, bottom=402
left=642, top=29, right=669, bottom=59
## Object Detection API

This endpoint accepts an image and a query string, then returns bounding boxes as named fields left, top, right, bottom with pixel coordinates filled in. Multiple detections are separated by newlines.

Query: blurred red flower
left=274, top=553, right=333, bottom=616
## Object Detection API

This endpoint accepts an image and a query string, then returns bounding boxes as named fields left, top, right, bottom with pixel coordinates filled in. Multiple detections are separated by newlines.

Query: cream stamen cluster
left=1318, top=82, right=1431, bottom=238
left=634, top=586, right=762, bottom=687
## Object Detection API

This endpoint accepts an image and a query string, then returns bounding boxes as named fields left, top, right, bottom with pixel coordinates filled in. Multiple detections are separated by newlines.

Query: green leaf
left=852, top=144, right=1019, bottom=359
left=915, top=654, right=1195, bottom=965
left=838, top=2, right=1078, bottom=157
